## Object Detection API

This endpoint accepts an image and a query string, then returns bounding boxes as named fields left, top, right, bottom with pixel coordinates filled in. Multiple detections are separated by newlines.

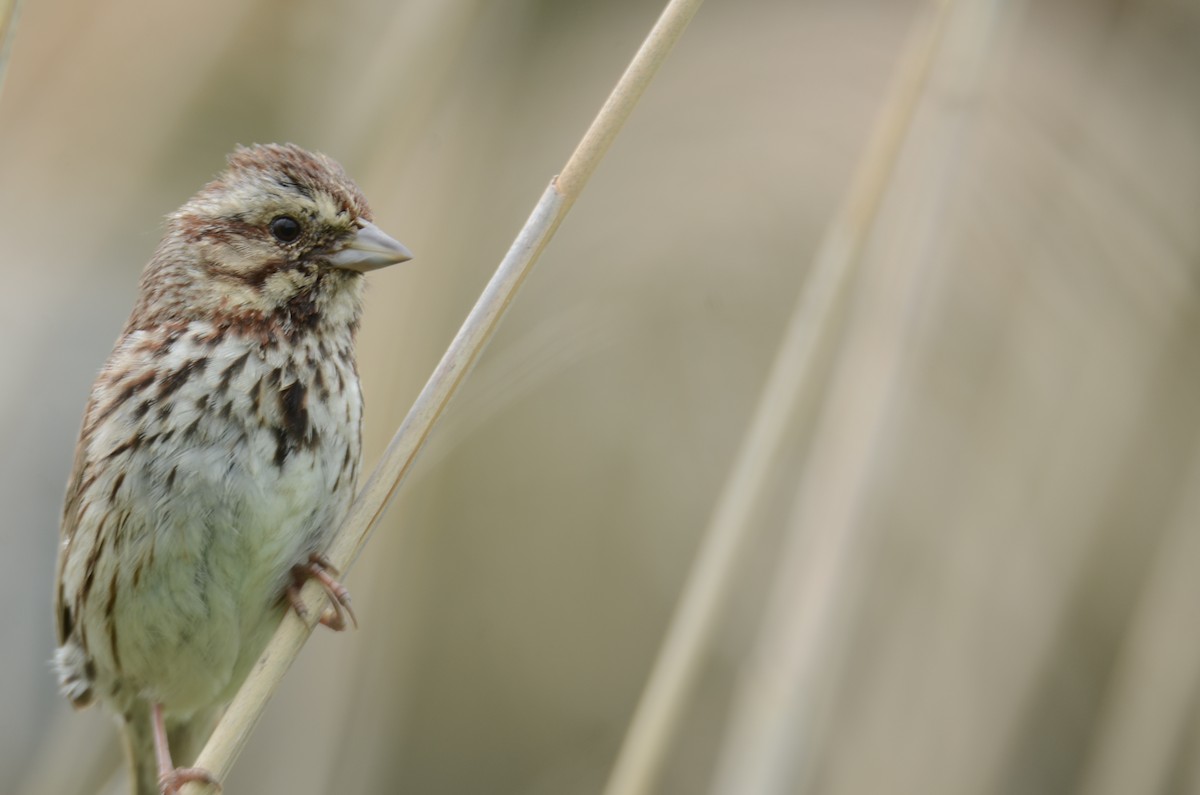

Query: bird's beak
left=328, top=220, right=413, bottom=272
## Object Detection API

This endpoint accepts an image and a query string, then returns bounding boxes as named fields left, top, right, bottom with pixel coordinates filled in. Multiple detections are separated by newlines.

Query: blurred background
left=3, top=0, right=1199, bottom=793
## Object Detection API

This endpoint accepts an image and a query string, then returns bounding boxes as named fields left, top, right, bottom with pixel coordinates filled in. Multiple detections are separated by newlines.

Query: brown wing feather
left=54, top=397, right=97, bottom=646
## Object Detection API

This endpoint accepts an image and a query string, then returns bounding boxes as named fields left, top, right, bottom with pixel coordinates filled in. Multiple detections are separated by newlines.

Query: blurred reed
left=603, top=2, right=955, bottom=793
left=710, top=1, right=1007, bottom=791
left=3, top=1, right=1198, bottom=794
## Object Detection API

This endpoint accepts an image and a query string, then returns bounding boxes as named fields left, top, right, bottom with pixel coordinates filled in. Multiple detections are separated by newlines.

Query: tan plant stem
left=600, top=3, right=954, bottom=795
left=179, top=0, right=706, bottom=790
left=709, top=1, right=1003, bottom=790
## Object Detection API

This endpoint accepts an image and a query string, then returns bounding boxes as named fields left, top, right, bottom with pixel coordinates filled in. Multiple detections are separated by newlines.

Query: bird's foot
left=152, top=703, right=220, bottom=793
left=159, top=766, right=221, bottom=794
left=286, top=553, right=357, bottom=631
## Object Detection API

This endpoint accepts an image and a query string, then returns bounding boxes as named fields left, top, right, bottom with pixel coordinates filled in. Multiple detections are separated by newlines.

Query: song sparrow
left=52, top=144, right=411, bottom=794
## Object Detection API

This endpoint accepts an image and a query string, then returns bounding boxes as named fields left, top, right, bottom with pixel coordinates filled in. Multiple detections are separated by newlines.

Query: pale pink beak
left=328, top=220, right=412, bottom=272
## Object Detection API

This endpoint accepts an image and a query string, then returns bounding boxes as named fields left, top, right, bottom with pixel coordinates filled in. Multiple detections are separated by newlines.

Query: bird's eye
left=270, top=216, right=302, bottom=243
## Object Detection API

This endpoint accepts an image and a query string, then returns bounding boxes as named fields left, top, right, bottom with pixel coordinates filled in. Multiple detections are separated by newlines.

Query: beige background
left=2, top=0, right=1198, bottom=793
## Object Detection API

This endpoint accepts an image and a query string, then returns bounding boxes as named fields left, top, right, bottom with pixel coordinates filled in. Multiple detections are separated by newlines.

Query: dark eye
left=270, top=216, right=302, bottom=243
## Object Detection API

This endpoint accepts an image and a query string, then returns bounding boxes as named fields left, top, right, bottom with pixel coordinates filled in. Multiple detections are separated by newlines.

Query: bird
left=52, top=143, right=411, bottom=794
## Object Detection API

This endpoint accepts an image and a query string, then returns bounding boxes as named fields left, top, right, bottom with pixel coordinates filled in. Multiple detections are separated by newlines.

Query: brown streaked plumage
left=53, top=144, right=411, bottom=795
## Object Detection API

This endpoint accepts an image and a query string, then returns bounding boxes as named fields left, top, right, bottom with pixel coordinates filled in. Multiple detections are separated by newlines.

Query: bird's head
left=132, top=143, right=410, bottom=337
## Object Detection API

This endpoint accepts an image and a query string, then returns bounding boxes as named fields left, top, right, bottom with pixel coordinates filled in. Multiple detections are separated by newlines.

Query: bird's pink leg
left=286, top=553, right=358, bottom=631
left=152, top=703, right=220, bottom=794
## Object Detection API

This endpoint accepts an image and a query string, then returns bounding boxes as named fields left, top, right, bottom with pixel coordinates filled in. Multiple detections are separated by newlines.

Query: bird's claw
left=287, top=553, right=357, bottom=631
left=159, top=765, right=220, bottom=794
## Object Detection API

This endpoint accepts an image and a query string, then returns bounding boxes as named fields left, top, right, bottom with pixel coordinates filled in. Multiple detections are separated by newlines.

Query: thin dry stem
left=709, top=1, right=1003, bottom=790
left=600, top=2, right=954, bottom=794
left=555, top=0, right=703, bottom=201
left=178, top=0, right=706, bottom=791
